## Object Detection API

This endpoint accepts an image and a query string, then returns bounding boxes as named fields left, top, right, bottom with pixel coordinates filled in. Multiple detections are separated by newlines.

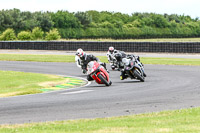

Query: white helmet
left=109, top=46, right=114, bottom=54
left=76, top=48, right=84, bottom=57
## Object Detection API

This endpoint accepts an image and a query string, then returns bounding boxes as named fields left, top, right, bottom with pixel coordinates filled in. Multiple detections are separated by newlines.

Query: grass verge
left=0, top=54, right=75, bottom=62
left=141, top=57, right=200, bottom=66
left=61, top=38, right=200, bottom=42
left=1, top=54, right=200, bottom=66
left=0, top=71, right=86, bottom=97
left=0, top=107, right=200, bottom=132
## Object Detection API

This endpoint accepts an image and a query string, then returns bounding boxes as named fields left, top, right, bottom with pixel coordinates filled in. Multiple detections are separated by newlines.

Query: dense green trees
left=0, top=9, right=53, bottom=33
left=0, top=8, right=200, bottom=40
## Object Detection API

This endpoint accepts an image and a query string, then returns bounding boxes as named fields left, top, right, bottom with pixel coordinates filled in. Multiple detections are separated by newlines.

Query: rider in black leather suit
left=76, top=49, right=107, bottom=81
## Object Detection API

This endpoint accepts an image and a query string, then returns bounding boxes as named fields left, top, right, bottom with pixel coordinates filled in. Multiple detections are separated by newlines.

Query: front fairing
left=87, top=61, right=100, bottom=75
left=92, top=66, right=110, bottom=84
left=125, top=61, right=135, bottom=71
left=87, top=61, right=110, bottom=84
left=122, top=58, right=134, bottom=71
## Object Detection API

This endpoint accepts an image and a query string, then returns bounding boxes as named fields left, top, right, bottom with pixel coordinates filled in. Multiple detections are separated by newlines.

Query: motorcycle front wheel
left=97, top=74, right=110, bottom=86
left=134, top=68, right=145, bottom=82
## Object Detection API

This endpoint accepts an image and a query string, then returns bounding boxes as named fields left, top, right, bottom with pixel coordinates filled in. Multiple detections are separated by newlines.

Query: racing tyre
left=134, top=68, right=145, bottom=82
left=98, top=74, right=110, bottom=86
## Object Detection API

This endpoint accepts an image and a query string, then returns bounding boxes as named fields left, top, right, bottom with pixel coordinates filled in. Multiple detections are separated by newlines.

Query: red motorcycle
left=87, top=61, right=112, bottom=86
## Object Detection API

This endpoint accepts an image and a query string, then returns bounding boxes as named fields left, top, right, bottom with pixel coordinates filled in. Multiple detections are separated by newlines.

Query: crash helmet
left=108, top=46, right=114, bottom=54
left=80, top=52, right=87, bottom=59
left=76, top=48, right=84, bottom=57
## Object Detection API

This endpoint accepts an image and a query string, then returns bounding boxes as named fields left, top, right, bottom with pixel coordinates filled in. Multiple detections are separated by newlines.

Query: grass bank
left=0, top=54, right=75, bottom=62
left=1, top=54, right=200, bottom=66
left=0, top=71, right=86, bottom=97
left=141, top=57, right=200, bottom=66
left=0, top=107, right=200, bottom=132
left=62, top=38, right=200, bottom=42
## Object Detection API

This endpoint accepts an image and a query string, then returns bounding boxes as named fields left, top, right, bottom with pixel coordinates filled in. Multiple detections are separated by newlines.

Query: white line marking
left=61, top=90, right=93, bottom=95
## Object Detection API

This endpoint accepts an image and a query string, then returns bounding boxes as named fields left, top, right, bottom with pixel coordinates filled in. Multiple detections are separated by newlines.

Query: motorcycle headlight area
left=87, top=67, right=94, bottom=74
left=122, top=58, right=130, bottom=65
left=126, top=67, right=130, bottom=70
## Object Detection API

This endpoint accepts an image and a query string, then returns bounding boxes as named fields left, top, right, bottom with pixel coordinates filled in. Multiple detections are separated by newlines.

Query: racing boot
left=120, top=71, right=128, bottom=80
left=87, top=75, right=94, bottom=81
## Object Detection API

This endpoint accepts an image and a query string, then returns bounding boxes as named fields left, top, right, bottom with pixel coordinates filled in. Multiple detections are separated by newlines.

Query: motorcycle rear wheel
left=97, top=74, right=110, bottom=86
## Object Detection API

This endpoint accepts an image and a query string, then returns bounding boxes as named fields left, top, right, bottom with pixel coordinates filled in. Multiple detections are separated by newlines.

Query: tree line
left=0, top=8, right=200, bottom=40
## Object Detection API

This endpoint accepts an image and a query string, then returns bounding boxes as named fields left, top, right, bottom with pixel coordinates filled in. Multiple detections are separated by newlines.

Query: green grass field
left=0, top=71, right=68, bottom=97
left=62, top=38, right=200, bottom=42
left=0, top=54, right=75, bottom=62
left=0, top=107, right=200, bottom=133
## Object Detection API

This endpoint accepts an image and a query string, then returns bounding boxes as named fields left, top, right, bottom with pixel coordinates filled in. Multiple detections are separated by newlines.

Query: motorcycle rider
left=75, top=48, right=108, bottom=81
left=75, top=48, right=83, bottom=68
left=106, top=46, right=115, bottom=62
left=107, top=46, right=126, bottom=71
left=106, top=47, right=130, bottom=80
left=107, top=46, right=117, bottom=70
left=120, top=54, right=147, bottom=80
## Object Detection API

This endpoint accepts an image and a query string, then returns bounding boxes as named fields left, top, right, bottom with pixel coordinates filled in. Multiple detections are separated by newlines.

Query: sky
left=0, top=0, right=199, bottom=19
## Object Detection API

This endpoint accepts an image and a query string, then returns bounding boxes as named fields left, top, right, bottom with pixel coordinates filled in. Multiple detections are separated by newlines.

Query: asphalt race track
left=0, top=61, right=200, bottom=124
